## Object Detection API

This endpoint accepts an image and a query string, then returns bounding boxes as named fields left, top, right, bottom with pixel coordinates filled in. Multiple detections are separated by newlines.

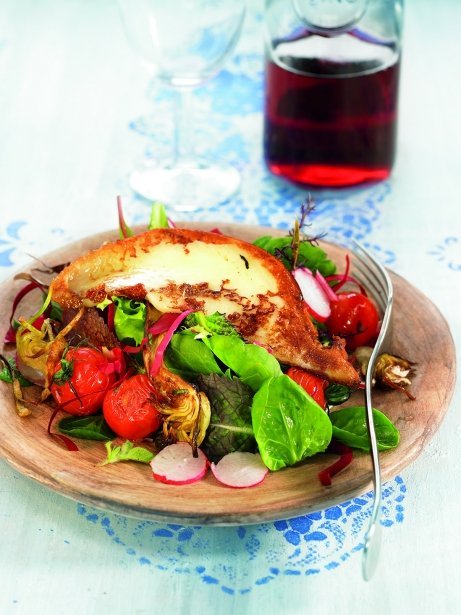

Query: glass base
left=129, top=158, right=241, bottom=212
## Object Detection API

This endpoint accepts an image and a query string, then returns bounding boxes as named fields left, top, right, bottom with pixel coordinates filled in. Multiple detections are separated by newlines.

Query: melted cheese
left=69, top=241, right=279, bottom=312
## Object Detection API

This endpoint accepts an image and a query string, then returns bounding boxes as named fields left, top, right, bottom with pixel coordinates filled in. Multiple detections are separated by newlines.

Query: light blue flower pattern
left=76, top=476, right=405, bottom=595
left=429, top=236, right=461, bottom=271
left=0, top=221, right=69, bottom=270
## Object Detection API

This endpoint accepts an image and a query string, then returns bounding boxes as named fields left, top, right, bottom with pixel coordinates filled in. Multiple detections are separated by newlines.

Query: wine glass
left=117, top=0, right=246, bottom=212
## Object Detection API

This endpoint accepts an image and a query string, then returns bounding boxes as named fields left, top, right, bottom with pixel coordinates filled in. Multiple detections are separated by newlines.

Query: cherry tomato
left=50, top=347, right=124, bottom=416
left=326, top=292, right=380, bottom=351
left=286, top=367, right=328, bottom=409
left=103, top=374, right=162, bottom=440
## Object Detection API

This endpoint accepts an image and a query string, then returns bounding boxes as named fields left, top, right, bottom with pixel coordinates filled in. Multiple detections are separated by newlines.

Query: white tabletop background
left=0, top=1, right=460, bottom=614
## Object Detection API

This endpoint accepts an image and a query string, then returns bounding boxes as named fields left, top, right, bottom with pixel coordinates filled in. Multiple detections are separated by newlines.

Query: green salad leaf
left=325, top=383, right=352, bottom=406
left=165, top=333, right=224, bottom=380
left=205, top=335, right=282, bottom=391
left=198, top=373, right=256, bottom=462
left=148, top=201, right=169, bottom=229
left=58, top=414, right=116, bottom=441
left=183, top=311, right=240, bottom=338
left=113, top=296, right=146, bottom=346
left=252, top=374, right=332, bottom=471
left=329, top=406, right=400, bottom=451
left=253, top=235, right=336, bottom=275
left=101, top=440, right=154, bottom=465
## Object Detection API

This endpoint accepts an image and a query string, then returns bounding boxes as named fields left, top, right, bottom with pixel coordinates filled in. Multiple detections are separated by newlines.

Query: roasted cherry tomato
left=286, top=367, right=328, bottom=409
left=103, top=374, right=162, bottom=440
left=50, top=347, right=124, bottom=416
left=326, top=291, right=380, bottom=351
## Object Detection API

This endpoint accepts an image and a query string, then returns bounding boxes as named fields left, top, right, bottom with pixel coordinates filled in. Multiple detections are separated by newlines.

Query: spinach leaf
left=205, top=335, right=282, bottom=392
left=253, top=235, right=336, bottom=275
left=165, top=333, right=224, bottom=380
left=58, top=414, right=116, bottom=441
left=252, top=374, right=332, bottom=471
left=329, top=406, right=400, bottom=451
left=325, top=383, right=352, bottom=406
left=198, top=373, right=256, bottom=462
left=113, top=296, right=146, bottom=346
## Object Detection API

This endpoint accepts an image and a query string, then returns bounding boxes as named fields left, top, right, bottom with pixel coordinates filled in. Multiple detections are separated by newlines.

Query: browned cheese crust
left=50, top=228, right=360, bottom=387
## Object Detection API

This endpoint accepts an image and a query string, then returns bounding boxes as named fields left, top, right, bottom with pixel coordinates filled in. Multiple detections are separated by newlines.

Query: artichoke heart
left=148, top=365, right=211, bottom=449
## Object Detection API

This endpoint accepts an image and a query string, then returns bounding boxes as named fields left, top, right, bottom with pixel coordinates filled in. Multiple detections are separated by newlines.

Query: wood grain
left=0, top=223, right=456, bottom=524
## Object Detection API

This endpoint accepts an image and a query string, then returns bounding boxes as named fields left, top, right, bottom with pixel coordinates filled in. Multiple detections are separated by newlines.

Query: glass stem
left=174, top=88, right=195, bottom=166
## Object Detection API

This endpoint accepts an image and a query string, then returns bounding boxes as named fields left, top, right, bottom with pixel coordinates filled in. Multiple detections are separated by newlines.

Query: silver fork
left=350, top=241, right=394, bottom=581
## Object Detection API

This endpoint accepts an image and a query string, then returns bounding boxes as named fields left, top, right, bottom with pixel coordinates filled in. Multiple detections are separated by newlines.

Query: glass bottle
left=263, top=0, right=404, bottom=188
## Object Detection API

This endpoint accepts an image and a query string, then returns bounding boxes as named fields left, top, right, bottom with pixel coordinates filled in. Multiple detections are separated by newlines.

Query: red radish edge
left=149, top=310, right=192, bottom=377
left=292, top=267, right=331, bottom=322
left=211, top=452, right=269, bottom=488
left=151, top=442, right=208, bottom=485
left=314, top=271, right=339, bottom=303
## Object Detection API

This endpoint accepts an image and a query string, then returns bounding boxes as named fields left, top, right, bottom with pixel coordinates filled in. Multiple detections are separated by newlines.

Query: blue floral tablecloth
left=0, top=1, right=460, bottom=614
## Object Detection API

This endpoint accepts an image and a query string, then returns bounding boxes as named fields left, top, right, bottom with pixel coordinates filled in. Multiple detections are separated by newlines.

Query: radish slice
left=211, top=452, right=268, bottom=488
left=151, top=442, right=208, bottom=485
left=314, top=270, right=339, bottom=303
left=292, top=267, right=331, bottom=322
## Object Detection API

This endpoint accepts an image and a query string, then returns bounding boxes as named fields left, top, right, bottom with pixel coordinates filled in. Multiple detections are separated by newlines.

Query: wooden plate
left=0, top=223, right=456, bottom=524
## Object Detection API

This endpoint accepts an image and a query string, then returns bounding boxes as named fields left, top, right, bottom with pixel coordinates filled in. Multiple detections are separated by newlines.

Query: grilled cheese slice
left=50, top=228, right=360, bottom=387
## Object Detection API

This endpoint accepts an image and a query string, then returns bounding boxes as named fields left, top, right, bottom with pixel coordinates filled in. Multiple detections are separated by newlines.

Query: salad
left=0, top=200, right=414, bottom=489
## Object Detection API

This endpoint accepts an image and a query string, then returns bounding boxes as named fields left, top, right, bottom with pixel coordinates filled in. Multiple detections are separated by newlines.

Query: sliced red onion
left=149, top=310, right=192, bottom=377
left=318, top=442, right=353, bottom=486
left=4, top=327, right=16, bottom=344
left=325, top=254, right=367, bottom=295
left=120, top=341, right=146, bottom=354
left=147, top=312, right=183, bottom=336
left=325, top=274, right=366, bottom=295
left=5, top=281, right=44, bottom=343
left=47, top=407, right=79, bottom=452
left=117, top=195, right=133, bottom=238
